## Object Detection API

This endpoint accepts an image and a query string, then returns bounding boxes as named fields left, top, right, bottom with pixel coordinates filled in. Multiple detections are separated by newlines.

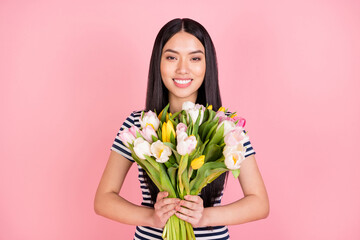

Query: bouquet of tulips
left=119, top=101, right=250, bottom=240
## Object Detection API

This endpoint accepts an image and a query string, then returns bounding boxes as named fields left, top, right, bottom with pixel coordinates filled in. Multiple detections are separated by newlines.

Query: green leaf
left=205, top=122, right=218, bottom=141
left=160, top=103, right=170, bottom=123
left=232, top=169, right=240, bottom=178
left=199, top=139, right=209, bottom=155
left=192, top=109, right=202, bottom=136
left=202, top=108, right=209, bottom=123
left=151, top=135, right=158, bottom=142
left=208, top=122, right=224, bottom=146
left=170, top=131, right=176, bottom=145
left=204, top=144, right=222, bottom=162
left=177, top=154, right=189, bottom=198
left=135, top=131, right=142, bottom=138
left=143, top=154, right=160, bottom=172
left=163, top=142, right=181, bottom=164
left=189, top=161, right=227, bottom=194
left=181, top=112, right=187, bottom=124
left=159, top=164, right=177, bottom=198
left=167, top=167, right=177, bottom=189
left=170, top=110, right=181, bottom=120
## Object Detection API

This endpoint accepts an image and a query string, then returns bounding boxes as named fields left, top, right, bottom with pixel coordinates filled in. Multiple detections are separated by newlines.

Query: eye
left=166, top=56, right=176, bottom=60
left=192, top=57, right=201, bottom=61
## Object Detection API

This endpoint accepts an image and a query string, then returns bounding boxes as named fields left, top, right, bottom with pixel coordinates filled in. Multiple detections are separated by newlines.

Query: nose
left=176, top=58, right=189, bottom=74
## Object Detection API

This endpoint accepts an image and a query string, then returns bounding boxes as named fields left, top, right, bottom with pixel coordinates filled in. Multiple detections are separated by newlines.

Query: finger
left=175, top=211, right=196, bottom=225
left=176, top=205, right=194, bottom=217
left=156, top=191, right=168, bottom=202
left=184, top=195, right=203, bottom=203
left=162, top=197, right=180, bottom=205
left=160, top=203, right=178, bottom=215
left=163, top=209, right=176, bottom=221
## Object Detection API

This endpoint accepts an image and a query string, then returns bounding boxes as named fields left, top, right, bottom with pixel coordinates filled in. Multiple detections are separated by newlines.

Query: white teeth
left=174, top=79, right=191, bottom=84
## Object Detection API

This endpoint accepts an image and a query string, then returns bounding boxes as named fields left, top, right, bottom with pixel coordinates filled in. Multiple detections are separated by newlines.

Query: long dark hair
left=144, top=18, right=228, bottom=208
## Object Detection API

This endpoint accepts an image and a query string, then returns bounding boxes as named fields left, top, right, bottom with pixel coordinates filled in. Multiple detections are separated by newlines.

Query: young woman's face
left=160, top=31, right=206, bottom=102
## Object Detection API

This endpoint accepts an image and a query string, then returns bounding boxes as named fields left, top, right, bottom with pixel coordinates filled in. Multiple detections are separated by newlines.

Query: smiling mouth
left=173, top=78, right=192, bottom=84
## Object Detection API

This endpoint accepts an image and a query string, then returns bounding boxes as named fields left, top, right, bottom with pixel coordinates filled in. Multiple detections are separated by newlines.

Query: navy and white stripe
left=110, top=110, right=256, bottom=240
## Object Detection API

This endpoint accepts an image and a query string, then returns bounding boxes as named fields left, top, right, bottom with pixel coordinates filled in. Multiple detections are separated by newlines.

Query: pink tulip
left=177, top=135, right=197, bottom=155
left=140, top=125, right=158, bottom=143
left=215, top=111, right=227, bottom=123
left=176, top=123, right=187, bottom=135
left=118, top=128, right=136, bottom=147
left=232, top=116, right=246, bottom=128
left=129, top=125, right=140, bottom=137
left=224, top=127, right=248, bottom=146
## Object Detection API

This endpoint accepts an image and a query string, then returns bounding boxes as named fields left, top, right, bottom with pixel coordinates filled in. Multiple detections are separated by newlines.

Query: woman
left=94, top=18, right=269, bottom=239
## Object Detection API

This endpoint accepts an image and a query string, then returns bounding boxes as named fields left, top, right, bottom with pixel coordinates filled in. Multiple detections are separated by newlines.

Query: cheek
left=193, top=63, right=206, bottom=77
left=160, top=62, right=174, bottom=78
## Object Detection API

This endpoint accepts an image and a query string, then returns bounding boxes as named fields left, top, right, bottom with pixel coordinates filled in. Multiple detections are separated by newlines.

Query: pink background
left=1, top=0, right=359, bottom=239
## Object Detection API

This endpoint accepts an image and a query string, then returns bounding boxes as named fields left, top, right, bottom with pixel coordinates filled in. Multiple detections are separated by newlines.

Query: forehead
left=163, top=31, right=205, bottom=53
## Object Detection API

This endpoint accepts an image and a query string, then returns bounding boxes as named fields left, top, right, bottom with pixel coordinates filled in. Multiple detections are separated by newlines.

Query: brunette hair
left=144, top=18, right=228, bottom=208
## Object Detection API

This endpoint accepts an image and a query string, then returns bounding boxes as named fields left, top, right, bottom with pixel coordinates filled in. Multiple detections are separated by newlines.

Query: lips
left=173, top=78, right=192, bottom=88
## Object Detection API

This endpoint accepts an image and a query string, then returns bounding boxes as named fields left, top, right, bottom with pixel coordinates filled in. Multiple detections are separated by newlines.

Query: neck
left=168, top=93, right=197, bottom=114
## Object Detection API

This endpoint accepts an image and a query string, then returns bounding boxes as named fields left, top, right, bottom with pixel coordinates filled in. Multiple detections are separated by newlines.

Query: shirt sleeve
left=243, top=129, right=256, bottom=158
left=110, top=111, right=137, bottom=162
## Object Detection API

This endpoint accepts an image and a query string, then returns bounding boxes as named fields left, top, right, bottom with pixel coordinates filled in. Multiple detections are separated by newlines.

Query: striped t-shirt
left=111, top=110, right=256, bottom=240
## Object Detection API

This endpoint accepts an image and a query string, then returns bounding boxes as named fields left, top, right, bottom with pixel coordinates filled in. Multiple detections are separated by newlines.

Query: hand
left=152, top=191, right=180, bottom=228
left=175, top=195, right=205, bottom=228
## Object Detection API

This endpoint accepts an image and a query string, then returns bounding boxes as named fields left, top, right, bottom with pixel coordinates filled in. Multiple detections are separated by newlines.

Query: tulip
left=162, top=120, right=176, bottom=143
left=215, top=111, right=227, bottom=123
left=176, top=123, right=187, bottom=135
left=232, top=116, right=246, bottom=128
left=140, top=111, right=160, bottom=131
left=217, top=120, right=236, bottom=137
left=191, top=155, right=205, bottom=169
left=182, top=101, right=205, bottom=124
left=224, top=127, right=249, bottom=146
left=140, top=125, right=158, bottom=143
left=177, top=135, right=197, bottom=155
left=223, top=144, right=247, bottom=157
left=151, top=140, right=172, bottom=163
left=133, top=138, right=152, bottom=160
left=207, top=105, right=213, bottom=110
left=182, top=101, right=195, bottom=111
left=176, top=131, right=188, bottom=143
left=218, top=106, right=226, bottom=112
left=129, top=125, right=140, bottom=137
left=224, top=151, right=245, bottom=170
left=118, top=128, right=136, bottom=147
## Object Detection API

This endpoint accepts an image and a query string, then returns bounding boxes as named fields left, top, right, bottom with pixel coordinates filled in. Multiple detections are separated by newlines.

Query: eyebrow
left=163, top=49, right=205, bottom=55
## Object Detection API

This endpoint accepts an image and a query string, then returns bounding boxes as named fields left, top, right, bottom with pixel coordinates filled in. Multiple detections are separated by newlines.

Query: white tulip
left=139, top=111, right=160, bottom=131
left=217, top=120, right=236, bottom=136
left=150, top=140, right=172, bottom=163
left=224, top=151, right=245, bottom=170
left=133, top=138, right=152, bottom=160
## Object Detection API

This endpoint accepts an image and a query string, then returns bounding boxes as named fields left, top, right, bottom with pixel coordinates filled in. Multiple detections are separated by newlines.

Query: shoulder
left=120, top=110, right=144, bottom=130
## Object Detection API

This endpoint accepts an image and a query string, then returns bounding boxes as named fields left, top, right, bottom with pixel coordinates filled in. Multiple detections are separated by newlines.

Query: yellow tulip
left=162, top=120, right=176, bottom=142
left=191, top=155, right=205, bottom=170
left=207, top=105, right=213, bottom=110
left=218, top=106, right=226, bottom=112
left=230, top=113, right=237, bottom=119
left=158, top=109, right=164, bottom=120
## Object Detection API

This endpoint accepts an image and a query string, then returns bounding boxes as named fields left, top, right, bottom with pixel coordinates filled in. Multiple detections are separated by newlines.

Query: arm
left=94, top=150, right=154, bottom=226
left=202, top=154, right=269, bottom=226
left=94, top=150, right=179, bottom=227
left=175, top=154, right=269, bottom=227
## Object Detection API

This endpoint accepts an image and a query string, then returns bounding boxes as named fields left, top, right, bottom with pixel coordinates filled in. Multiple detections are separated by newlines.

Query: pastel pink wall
left=1, top=1, right=359, bottom=239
